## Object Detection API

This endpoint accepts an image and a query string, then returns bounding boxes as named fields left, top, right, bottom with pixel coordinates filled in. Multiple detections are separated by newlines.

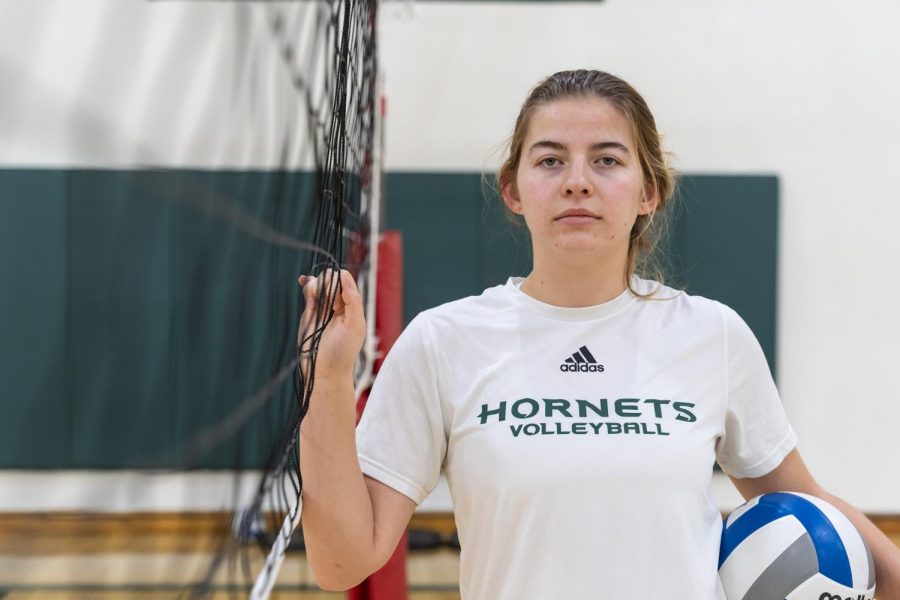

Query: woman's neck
left=520, top=253, right=629, bottom=308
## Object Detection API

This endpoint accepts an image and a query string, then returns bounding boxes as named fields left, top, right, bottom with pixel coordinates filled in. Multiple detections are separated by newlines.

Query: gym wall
left=1, top=0, right=897, bottom=512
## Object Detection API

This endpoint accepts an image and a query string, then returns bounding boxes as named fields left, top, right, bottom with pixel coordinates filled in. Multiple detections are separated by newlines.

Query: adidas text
left=560, top=363, right=604, bottom=373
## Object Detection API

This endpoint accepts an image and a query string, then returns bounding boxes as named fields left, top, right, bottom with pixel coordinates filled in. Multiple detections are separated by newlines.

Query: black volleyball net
left=0, top=0, right=381, bottom=598
left=188, top=1, right=382, bottom=597
left=233, top=1, right=381, bottom=597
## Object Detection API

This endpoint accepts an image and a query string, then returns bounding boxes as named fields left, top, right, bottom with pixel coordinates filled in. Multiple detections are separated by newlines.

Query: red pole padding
left=349, top=230, right=408, bottom=600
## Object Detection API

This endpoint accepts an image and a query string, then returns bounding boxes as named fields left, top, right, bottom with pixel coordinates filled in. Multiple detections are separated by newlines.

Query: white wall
left=1, top=0, right=898, bottom=512
left=0, top=0, right=321, bottom=169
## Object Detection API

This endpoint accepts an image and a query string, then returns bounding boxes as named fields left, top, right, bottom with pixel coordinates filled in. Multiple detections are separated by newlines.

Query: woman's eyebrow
left=527, top=140, right=630, bottom=154
left=590, top=141, right=629, bottom=154
left=528, top=140, right=566, bottom=154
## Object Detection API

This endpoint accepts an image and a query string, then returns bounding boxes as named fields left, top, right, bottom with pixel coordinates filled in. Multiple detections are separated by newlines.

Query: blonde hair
left=496, top=70, right=678, bottom=298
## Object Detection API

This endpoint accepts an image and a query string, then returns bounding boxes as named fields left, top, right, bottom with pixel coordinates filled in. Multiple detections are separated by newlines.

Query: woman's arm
left=729, top=449, right=900, bottom=599
left=299, top=375, right=416, bottom=590
left=296, top=270, right=416, bottom=590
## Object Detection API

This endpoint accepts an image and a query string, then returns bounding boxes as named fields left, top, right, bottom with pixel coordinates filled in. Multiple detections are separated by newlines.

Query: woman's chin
left=549, top=234, right=620, bottom=256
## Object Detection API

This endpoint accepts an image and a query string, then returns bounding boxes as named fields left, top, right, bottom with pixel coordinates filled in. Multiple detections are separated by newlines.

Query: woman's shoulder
left=412, top=282, right=513, bottom=330
left=634, top=276, right=736, bottom=324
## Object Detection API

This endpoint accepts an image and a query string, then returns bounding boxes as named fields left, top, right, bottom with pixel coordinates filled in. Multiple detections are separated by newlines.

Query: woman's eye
left=540, top=157, right=560, bottom=167
left=598, top=156, right=619, bottom=167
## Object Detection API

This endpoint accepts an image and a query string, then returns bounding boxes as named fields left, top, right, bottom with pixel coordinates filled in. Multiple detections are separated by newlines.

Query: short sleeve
left=355, top=315, right=446, bottom=505
left=715, top=305, right=798, bottom=479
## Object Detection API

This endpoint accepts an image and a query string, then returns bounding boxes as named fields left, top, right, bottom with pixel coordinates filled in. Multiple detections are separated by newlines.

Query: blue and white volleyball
left=718, top=492, right=875, bottom=600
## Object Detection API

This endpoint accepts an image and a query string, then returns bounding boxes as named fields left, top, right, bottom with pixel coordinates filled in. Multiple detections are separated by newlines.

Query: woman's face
left=502, top=97, right=658, bottom=264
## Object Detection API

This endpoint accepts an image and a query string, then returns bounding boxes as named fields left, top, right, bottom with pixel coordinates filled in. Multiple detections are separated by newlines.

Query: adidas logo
left=560, top=346, right=605, bottom=373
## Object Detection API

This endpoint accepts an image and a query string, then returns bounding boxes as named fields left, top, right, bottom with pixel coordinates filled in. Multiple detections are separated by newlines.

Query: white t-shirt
left=356, top=277, right=797, bottom=599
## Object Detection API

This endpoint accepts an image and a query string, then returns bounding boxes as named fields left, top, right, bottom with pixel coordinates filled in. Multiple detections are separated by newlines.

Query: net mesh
left=181, top=0, right=380, bottom=596
left=0, top=0, right=380, bottom=596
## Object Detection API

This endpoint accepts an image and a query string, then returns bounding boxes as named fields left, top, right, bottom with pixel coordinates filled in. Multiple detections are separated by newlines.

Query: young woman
left=297, top=70, right=900, bottom=598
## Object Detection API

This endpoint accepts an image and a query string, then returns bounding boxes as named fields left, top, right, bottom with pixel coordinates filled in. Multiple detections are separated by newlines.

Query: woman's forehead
left=525, top=97, right=634, bottom=148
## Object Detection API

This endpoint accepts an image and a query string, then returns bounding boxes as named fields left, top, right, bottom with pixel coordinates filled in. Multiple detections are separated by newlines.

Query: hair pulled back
left=497, top=70, right=677, bottom=297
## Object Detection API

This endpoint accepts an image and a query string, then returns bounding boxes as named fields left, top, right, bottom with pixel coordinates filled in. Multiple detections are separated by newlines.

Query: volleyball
left=719, top=492, right=876, bottom=600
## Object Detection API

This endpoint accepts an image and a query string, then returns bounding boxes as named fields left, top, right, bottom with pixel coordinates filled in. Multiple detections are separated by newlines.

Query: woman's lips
left=556, top=215, right=599, bottom=224
left=555, top=209, right=601, bottom=224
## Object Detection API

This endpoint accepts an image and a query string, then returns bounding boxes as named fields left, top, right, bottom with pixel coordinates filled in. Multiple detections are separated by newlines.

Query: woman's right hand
left=297, top=269, right=366, bottom=381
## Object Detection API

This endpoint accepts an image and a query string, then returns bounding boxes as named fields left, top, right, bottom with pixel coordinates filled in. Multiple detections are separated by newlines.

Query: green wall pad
left=0, top=169, right=316, bottom=469
left=0, top=170, right=776, bottom=468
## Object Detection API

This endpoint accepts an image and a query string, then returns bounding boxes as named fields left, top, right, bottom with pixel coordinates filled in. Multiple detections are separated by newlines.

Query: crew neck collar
left=504, top=276, right=639, bottom=322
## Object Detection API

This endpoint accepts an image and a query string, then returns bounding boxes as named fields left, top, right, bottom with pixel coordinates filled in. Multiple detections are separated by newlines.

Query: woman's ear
left=501, top=180, right=523, bottom=215
left=639, top=183, right=660, bottom=215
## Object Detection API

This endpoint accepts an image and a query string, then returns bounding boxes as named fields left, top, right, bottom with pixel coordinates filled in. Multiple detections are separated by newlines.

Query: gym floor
left=0, top=513, right=461, bottom=599
left=1, top=513, right=898, bottom=598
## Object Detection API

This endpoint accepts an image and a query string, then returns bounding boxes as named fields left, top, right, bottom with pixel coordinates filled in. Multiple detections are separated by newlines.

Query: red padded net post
left=349, top=230, right=408, bottom=600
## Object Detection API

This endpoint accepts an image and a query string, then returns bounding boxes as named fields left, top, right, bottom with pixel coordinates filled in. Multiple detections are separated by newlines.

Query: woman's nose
left=563, top=164, right=594, bottom=196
